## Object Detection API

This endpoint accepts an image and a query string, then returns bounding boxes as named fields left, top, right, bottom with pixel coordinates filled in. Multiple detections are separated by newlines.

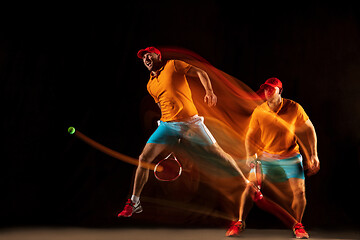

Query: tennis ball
left=68, top=127, right=76, bottom=135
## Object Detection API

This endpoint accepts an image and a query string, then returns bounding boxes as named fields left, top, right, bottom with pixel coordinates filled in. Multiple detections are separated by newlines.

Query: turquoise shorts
left=260, top=154, right=305, bottom=182
left=147, top=115, right=217, bottom=146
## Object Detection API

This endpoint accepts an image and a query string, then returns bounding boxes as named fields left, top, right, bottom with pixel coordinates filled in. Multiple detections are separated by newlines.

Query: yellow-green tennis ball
left=68, top=127, right=76, bottom=135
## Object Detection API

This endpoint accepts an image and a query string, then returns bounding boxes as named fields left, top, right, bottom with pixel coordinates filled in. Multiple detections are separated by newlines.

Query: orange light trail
left=70, top=128, right=162, bottom=172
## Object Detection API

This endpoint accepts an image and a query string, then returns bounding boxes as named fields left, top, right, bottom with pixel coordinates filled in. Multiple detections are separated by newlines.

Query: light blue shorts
left=260, top=154, right=305, bottom=182
left=147, top=115, right=217, bottom=146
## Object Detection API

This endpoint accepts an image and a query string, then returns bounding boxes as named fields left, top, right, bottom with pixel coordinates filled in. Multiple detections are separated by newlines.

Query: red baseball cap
left=256, top=77, right=282, bottom=99
left=260, top=77, right=283, bottom=90
left=137, top=46, right=162, bottom=59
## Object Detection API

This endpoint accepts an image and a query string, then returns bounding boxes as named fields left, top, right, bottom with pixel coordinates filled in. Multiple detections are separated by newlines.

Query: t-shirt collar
left=150, top=63, right=166, bottom=79
left=265, top=98, right=284, bottom=114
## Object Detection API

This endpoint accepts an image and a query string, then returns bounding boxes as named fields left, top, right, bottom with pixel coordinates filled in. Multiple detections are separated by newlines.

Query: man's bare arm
left=297, top=119, right=320, bottom=175
left=245, top=127, right=258, bottom=166
left=187, top=66, right=217, bottom=107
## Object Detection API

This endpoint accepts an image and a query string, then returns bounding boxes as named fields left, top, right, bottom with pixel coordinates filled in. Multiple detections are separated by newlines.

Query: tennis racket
left=250, top=157, right=264, bottom=201
left=154, top=152, right=182, bottom=182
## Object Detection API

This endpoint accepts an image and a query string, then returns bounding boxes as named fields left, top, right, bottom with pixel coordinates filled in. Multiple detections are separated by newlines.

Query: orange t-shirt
left=147, top=60, right=198, bottom=122
left=249, top=98, right=309, bottom=156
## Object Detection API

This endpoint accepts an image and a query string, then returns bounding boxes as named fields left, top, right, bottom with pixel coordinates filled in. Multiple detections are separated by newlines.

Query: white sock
left=131, top=195, right=140, bottom=205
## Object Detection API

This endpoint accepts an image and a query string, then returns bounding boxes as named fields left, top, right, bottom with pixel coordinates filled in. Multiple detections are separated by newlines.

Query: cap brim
left=137, top=49, right=148, bottom=59
left=260, top=83, right=278, bottom=89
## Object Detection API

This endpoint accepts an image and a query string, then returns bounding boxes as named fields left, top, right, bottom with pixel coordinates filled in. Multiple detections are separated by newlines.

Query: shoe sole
left=118, top=206, right=143, bottom=218
left=134, top=206, right=143, bottom=214
left=294, top=233, right=309, bottom=239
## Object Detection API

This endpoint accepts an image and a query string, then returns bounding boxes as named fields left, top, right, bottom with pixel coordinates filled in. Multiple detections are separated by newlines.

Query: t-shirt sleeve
left=173, top=60, right=191, bottom=74
left=295, top=103, right=309, bottom=127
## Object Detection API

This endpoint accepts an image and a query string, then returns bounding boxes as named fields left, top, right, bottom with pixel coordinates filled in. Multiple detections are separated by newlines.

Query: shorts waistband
left=260, top=152, right=301, bottom=162
left=163, top=115, right=202, bottom=123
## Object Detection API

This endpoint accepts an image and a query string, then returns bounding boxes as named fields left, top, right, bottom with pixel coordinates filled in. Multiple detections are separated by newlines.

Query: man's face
left=142, top=52, right=160, bottom=71
left=264, top=85, right=280, bottom=101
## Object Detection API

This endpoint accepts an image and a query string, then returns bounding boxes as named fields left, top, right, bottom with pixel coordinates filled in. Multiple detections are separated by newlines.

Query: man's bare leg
left=118, top=143, right=168, bottom=217
left=238, top=183, right=252, bottom=221
left=288, top=178, right=306, bottom=222
left=132, top=143, right=168, bottom=197
left=204, top=142, right=251, bottom=237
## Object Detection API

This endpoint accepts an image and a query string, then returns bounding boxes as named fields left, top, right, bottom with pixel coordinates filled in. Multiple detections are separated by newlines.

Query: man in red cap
left=226, top=77, right=320, bottom=238
left=118, top=47, right=249, bottom=230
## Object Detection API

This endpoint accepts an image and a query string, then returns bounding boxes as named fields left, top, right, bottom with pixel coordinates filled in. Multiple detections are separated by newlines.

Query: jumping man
left=118, top=47, right=249, bottom=233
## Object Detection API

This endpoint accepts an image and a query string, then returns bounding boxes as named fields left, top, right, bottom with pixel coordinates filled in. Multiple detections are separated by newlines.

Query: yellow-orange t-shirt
left=249, top=98, right=309, bottom=156
left=147, top=60, right=198, bottom=122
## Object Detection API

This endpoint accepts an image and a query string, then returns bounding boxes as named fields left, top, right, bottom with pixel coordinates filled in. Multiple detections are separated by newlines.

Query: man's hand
left=204, top=91, right=217, bottom=107
left=306, top=155, right=320, bottom=176
left=246, top=153, right=258, bottom=168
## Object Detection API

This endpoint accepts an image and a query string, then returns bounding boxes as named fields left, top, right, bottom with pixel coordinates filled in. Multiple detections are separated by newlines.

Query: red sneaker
left=117, top=199, right=143, bottom=217
left=253, top=189, right=263, bottom=201
left=293, top=223, right=309, bottom=239
left=226, top=220, right=245, bottom=237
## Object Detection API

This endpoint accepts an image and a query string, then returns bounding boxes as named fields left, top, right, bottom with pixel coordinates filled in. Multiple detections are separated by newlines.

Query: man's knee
left=139, top=153, right=152, bottom=163
left=293, top=187, right=306, bottom=203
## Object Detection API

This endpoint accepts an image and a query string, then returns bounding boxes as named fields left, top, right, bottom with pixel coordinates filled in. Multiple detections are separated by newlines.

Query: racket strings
left=154, top=153, right=182, bottom=181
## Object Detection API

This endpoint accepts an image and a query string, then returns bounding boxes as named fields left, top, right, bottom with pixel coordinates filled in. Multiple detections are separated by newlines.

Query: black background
left=1, top=1, right=359, bottom=231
